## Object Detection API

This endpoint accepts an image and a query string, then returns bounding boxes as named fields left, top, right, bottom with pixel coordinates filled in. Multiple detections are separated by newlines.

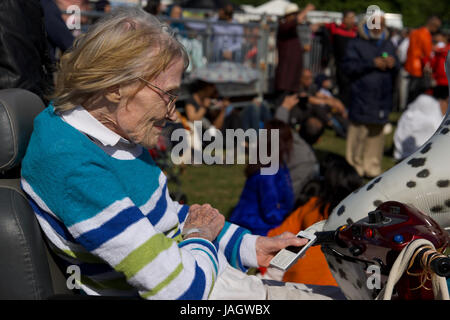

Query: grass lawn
left=169, top=164, right=247, bottom=219
left=168, top=113, right=401, bottom=219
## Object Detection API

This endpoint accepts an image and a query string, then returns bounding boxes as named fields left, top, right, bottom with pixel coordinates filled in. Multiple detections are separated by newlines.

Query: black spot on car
left=346, top=218, right=354, bottom=225
left=367, top=177, right=382, bottom=191
left=367, top=183, right=375, bottom=191
left=338, top=268, right=348, bottom=280
left=445, top=120, right=450, bottom=126
left=441, top=128, right=449, bottom=135
left=417, top=169, right=430, bottom=178
left=337, top=205, right=345, bottom=216
left=356, top=280, right=363, bottom=288
left=336, top=257, right=343, bottom=265
left=431, top=206, right=443, bottom=213
left=445, top=199, right=450, bottom=208
left=437, top=180, right=450, bottom=188
left=373, top=200, right=382, bottom=207
left=407, top=158, right=426, bottom=168
left=374, top=177, right=382, bottom=184
left=406, top=181, right=416, bottom=188
left=420, top=143, right=432, bottom=154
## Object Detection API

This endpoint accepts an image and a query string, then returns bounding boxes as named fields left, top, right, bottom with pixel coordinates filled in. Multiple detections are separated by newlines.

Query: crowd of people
left=159, top=2, right=449, bottom=286
left=0, top=0, right=449, bottom=299
left=148, top=2, right=448, bottom=183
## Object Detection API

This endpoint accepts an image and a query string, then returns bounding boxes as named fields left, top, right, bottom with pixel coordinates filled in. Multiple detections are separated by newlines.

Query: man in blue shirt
left=211, top=4, right=244, bottom=62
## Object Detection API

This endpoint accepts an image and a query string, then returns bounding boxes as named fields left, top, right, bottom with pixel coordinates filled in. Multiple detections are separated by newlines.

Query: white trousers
left=209, top=265, right=346, bottom=300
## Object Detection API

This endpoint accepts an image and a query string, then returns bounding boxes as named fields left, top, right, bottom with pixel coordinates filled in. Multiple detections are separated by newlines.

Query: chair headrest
left=0, top=89, right=44, bottom=172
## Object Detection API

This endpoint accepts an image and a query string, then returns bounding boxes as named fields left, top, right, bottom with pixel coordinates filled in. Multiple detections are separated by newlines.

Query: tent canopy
left=189, top=61, right=261, bottom=84
left=245, top=0, right=292, bottom=16
left=181, top=0, right=241, bottom=11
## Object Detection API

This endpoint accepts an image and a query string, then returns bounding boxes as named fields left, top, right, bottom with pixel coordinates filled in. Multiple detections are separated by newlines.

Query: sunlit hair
left=51, top=7, right=189, bottom=112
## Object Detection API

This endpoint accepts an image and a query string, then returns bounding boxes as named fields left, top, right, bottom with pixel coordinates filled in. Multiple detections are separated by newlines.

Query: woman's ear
left=104, top=85, right=121, bottom=104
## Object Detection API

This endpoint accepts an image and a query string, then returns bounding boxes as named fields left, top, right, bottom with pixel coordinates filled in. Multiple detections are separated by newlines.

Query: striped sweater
left=21, top=106, right=258, bottom=299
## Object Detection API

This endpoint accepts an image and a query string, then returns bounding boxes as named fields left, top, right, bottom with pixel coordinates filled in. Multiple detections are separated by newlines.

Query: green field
left=168, top=113, right=400, bottom=219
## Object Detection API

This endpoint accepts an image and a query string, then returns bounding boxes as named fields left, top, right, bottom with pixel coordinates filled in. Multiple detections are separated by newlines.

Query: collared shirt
left=60, top=106, right=143, bottom=160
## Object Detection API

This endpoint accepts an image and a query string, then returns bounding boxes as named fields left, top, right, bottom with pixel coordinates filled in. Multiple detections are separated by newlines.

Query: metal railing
left=70, top=9, right=328, bottom=98
left=161, top=17, right=278, bottom=97
left=76, top=10, right=279, bottom=98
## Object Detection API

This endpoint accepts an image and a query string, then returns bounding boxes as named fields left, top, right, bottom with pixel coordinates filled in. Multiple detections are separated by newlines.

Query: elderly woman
left=21, top=8, right=341, bottom=300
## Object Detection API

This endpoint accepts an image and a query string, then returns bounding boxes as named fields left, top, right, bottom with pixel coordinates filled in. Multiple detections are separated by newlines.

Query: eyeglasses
left=138, top=77, right=178, bottom=113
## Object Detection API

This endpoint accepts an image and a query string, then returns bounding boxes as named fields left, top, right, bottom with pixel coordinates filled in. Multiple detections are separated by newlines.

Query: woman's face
left=115, top=58, right=184, bottom=148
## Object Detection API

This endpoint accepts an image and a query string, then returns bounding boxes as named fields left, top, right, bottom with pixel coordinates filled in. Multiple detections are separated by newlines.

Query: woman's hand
left=255, top=232, right=308, bottom=267
left=182, top=204, right=225, bottom=242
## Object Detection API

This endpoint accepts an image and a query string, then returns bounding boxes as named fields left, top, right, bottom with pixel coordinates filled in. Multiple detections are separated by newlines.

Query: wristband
left=181, top=228, right=203, bottom=240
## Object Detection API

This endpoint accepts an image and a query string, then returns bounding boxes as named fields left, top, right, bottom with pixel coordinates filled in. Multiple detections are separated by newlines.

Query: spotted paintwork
left=321, top=53, right=450, bottom=299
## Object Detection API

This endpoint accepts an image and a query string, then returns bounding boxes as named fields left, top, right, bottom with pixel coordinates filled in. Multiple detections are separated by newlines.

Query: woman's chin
left=132, top=128, right=163, bottom=149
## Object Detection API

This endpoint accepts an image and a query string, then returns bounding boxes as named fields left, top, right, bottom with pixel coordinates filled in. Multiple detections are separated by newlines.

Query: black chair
left=0, top=88, right=73, bottom=299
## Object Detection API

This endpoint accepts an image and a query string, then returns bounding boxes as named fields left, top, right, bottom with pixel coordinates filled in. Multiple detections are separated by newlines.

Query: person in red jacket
left=431, top=32, right=450, bottom=88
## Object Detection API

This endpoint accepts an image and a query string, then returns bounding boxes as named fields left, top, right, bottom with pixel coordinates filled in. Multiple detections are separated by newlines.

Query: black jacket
left=40, top=0, right=75, bottom=63
left=0, top=0, right=53, bottom=101
left=342, top=22, right=399, bottom=125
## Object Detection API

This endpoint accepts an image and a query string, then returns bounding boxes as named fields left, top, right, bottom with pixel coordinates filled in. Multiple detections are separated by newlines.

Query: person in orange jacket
left=404, top=16, right=441, bottom=104
left=267, top=155, right=363, bottom=286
